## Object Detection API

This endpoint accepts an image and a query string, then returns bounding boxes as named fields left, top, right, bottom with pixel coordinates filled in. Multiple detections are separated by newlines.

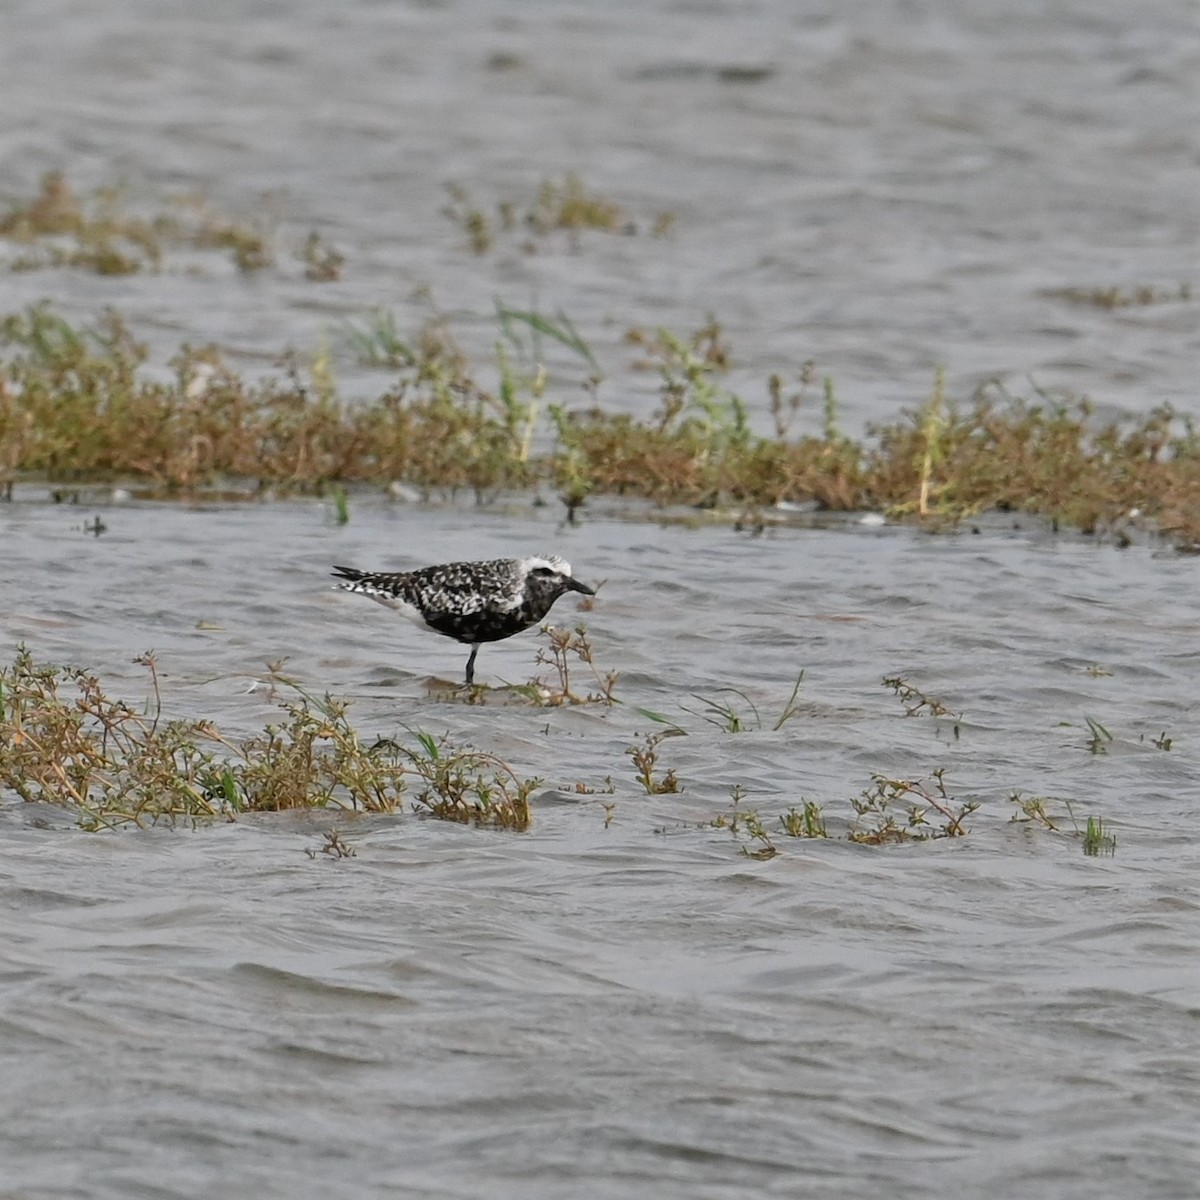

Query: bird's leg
left=464, top=643, right=480, bottom=686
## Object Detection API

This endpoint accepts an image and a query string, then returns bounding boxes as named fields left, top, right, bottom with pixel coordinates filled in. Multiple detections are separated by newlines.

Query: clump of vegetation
left=1081, top=813, right=1117, bottom=857
left=0, top=647, right=537, bottom=830
left=442, top=174, right=673, bottom=253
left=4, top=302, right=1200, bottom=546
left=528, top=623, right=619, bottom=706
left=0, top=646, right=1129, bottom=859
left=400, top=728, right=537, bottom=829
left=849, top=770, right=977, bottom=844
left=0, top=304, right=533, bottom=499
left=301, top=231, right=344, bottom=282
left=883, top=675, right=962, bottom=739
left=627, top=731, right=683, bottom=795
left=0, top=172, right=275, bottom=275
left=780, top=800, right=828, bottom=838
left=1041, top=283, right=1191, bottom=310
left=711, top=784, right=777, bottom=859
left=1009, top=792, right=1116, bottom=857
left=306, top=828, right=356, bottom=859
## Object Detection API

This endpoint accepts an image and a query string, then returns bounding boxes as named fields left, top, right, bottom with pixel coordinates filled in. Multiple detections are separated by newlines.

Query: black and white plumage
left=331, top=555, right=596, bottom=685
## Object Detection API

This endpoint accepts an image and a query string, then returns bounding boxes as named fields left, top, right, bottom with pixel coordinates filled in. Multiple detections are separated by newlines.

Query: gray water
left=3, top=2, right=1200, bottom=1198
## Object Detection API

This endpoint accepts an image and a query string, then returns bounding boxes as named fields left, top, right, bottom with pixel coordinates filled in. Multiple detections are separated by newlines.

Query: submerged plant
left=306, top=828, right=356, bottom=859
left=1080, top=813, right=1117, bottom=857
left=0, top=172, right=277, bottom=275
left=442, top=174, right=662, bottom=253
left=883, top=675, right=963, bottom=738
left=849, top=770, right=976, bottom=844
left=1084, top=716, right=1113, bottom=754
left=1008, top=791, right=1062, bottom=830
left=685, top=672, right=806, bottom=733
left=780, top=801, right=828, bottom=838
left=1009, top=793, right=1117, bottom=856
left=627, top=731, right=683, bottom=795
left=711, top=784, right=777, bottom=859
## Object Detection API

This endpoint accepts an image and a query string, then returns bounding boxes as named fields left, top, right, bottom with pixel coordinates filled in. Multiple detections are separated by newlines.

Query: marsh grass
left=0, top=647, right=536, bottom=830
left=5, top=302, right=1200, bottom=543
left=427, top=624, right=618, bottom=708
left=684, top=672, right=805, bottom=732
left=1080, top=813, right=1117, bottom=857
left=1084, top=716, right=1114, bottom=754
left=0, top=649, right=1126, bottom=856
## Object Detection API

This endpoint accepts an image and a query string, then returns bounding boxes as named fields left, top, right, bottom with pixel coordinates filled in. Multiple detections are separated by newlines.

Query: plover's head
left=521, top=554, right=596, bottom=598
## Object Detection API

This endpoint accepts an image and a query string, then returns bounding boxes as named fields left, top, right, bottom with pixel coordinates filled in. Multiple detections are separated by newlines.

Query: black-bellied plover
left=331, top=555, right=596, bottom=685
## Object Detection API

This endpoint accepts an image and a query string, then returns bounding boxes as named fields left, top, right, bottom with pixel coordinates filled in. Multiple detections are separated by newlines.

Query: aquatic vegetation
left=4, top=302, right=1200, bottom=544
left=685, top=672, right=805, bottom=732
left=0, top=647, right=537, bottom=830
left=1080, top=813, right=1117, bottom=857
left=1084, top=716, right=1113, bottom=754
left=328, top=483, right=350, bottom=525
left=1008, top=793, right=1116, bottom=857
left=0, top=648, right=1128, bottom=857
left=305, top=828, right=356, bottom=859
left=779, top=801, right=828, bottom=839
left=883, top=675, right=963, bottom=739
left=1041, top=283, right=1191, bottom=310
left=1008, top=791, right=1062, bottom=830
left=442, top=174, right=667, bottom=253
left=345, top=308, right=423, bottom=370
left=301, top=231, right=344, bottom=282
left=711, top=786, right=778, bottom=859
left=627, top=731, right=683, bottom=795
left=849, top=770, right=977, bottom=843
left=0, top=172, right=275, bottom=275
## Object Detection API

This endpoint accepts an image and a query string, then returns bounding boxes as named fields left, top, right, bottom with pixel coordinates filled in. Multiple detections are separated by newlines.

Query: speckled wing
left=408, top=559, right=524, bottom=627
left=332, top=559, right=526, bottom=644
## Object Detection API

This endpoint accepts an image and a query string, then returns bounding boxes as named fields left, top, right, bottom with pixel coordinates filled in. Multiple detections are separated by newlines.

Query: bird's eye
left=531, top=566, right=556, bottom=577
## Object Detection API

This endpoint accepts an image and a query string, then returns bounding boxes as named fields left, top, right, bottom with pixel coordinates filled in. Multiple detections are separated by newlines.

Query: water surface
left=2, top=2, right=1200, bottom=1197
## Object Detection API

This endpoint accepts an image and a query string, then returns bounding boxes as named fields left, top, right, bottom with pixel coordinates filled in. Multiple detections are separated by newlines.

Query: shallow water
left=4, top=497, right=1200, bottom=1199
left=3, top=1, right=1200, bottom=1197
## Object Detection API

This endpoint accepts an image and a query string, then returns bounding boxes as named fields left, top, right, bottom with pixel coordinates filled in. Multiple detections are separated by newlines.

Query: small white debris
left=859, top=512, right=887, bottom=526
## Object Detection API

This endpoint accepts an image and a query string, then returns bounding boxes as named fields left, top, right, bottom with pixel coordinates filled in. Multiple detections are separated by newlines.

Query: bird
left=331, top=554, right=596, bottom=685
